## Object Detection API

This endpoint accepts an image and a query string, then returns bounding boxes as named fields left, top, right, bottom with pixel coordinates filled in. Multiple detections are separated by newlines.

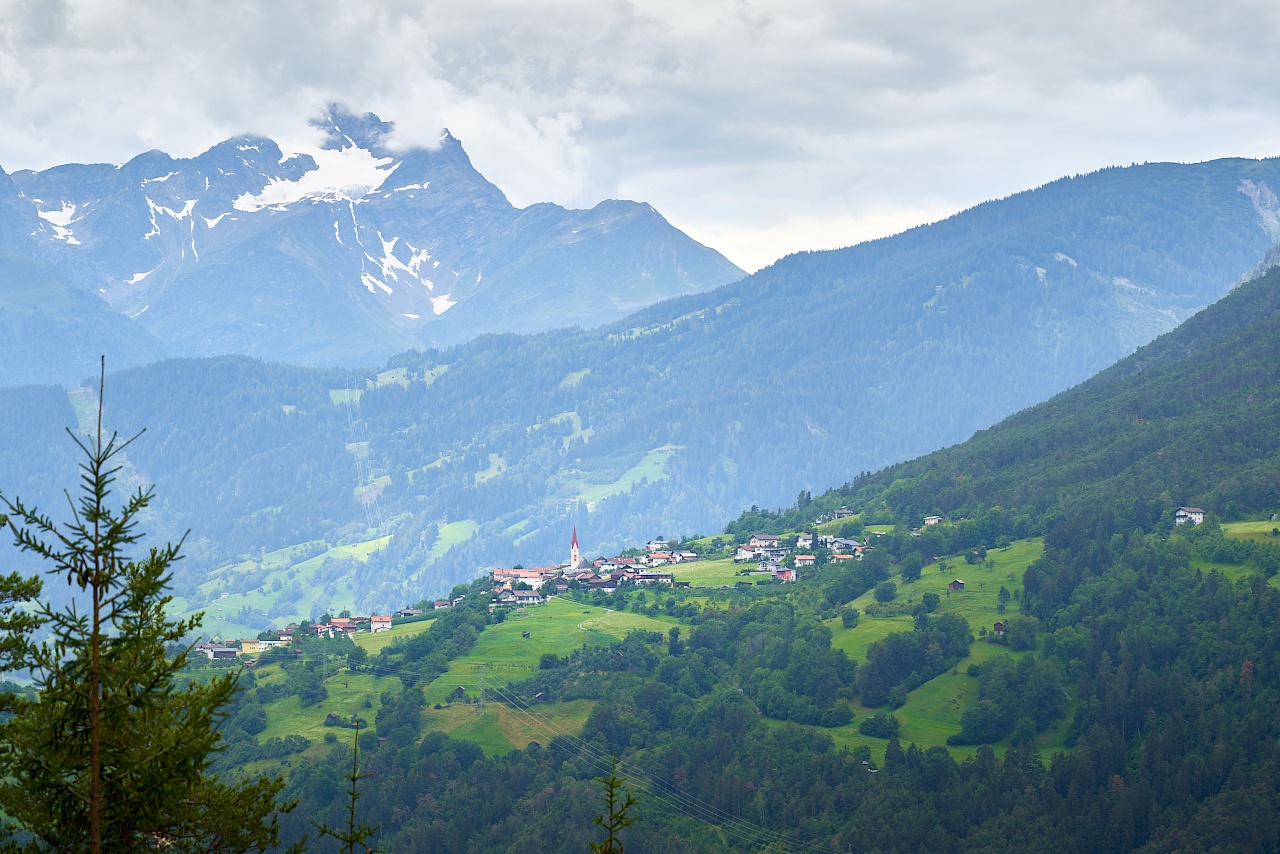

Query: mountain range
left=2, top=152, right=1280, bottom=617
left=0, top=106, right=743, bottom=385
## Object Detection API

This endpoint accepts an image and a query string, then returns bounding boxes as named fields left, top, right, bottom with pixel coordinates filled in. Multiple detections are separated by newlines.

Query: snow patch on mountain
left=360, top=272, right=392, bottom=295
left=37, top=202, right=82, bottom=244
left=203, top=213, right=227, bottom=228
left=142, top=172, right=177, bottom=185
left=233, top=145, right=396, bottom=212
left=1053, top=252, right=1078, bottom=267
left=127, top=267, right=158, bottom=285
left=430, top=294, right=456, bottom=315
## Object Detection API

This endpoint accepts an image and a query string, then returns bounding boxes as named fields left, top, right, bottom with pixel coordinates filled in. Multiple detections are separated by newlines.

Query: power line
left=299, top=653, right=833, bottom=853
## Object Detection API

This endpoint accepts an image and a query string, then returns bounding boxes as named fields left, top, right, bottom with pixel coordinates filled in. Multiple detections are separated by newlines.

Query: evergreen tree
left=0, top=368, right=296, bottom=853
left=590, top=757, right=637, bottom=854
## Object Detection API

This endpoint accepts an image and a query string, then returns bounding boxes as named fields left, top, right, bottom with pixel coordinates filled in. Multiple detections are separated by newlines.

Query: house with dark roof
left=1175, top=506, right=1206, bottom=526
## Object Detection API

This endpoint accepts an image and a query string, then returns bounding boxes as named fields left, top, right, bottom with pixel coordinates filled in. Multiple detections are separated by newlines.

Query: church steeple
left=570, top=526, right=581, bottom=568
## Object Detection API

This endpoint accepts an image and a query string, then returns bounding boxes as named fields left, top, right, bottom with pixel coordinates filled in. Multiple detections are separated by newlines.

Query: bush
left=920, top=592, right=940, bottom=613
left=873, top=581, right=897, bottom=603
left=858, top=711, right=901, bottom=739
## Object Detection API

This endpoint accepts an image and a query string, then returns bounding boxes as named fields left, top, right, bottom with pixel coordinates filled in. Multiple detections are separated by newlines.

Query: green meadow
left=570, top=444, right=681, bottom=505
left=668, top=556, right=748, bottom=587
left=248, top=596, right=678, bottom=762
left=1223, top=519, right=1280, bottom=543
left=821, top=538, right=1056, bottom=763
left=353, top=618, right=436, bottom=654
left=423, top=597, right=678, bottom=705
left=244, top=536, right=1075, bottom=767
left=180, top=534, right=392, bottom=639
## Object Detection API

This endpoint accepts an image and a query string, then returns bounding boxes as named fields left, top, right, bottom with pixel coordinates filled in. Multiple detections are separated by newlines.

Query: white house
left=1175, top=506, right=1206, bottom=526
left=370, top=615, right=393, bottom=633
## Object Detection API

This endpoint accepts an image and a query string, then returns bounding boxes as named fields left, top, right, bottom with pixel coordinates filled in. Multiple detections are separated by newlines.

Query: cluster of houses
left=489, top=528, right=695, bottom=607
left=732, top=531, right=876, bottom=581
left=195, top=611, right=400, bottom=660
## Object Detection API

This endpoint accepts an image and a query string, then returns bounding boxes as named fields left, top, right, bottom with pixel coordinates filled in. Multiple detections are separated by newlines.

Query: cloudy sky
left=1, top=0, right=1278, bottom=271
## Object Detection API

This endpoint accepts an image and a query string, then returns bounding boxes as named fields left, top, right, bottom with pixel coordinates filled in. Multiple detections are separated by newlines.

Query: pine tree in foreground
left=0, top=364, right=297, bottom=853
left=590, top=756, right=637, bottom=854
left=314, top=720, right=380, bottom=854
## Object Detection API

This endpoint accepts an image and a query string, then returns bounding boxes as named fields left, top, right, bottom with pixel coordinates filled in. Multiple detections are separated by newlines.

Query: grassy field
left=251, top=596, right=675, bottom=761
left=422, top=597, right=677, bottom=705
left=474, top=453, right=506, bottom=484
left=668, top=557, right=749, bottom=587
left=353, top=618, right=436, bottom=654
left=821, top=538, right=1050, bottom=763
left=1223, top=519, right=1280, bottom=543
left=428, top=520, right=478, bottom=561
left=256, top=666, right=394, bottom=747
left=573, top=445, right=681, bottom=504
left=182, top=534, right=393, bottom=638
left=421, top=699, right=596, bottom=756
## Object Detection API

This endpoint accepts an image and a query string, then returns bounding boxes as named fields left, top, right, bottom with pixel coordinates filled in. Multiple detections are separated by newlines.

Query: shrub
left=858, top=711, right=901, bottom=739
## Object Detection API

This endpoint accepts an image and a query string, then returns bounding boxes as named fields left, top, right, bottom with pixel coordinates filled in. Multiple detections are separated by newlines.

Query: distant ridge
left=0, top=105, right=743, bottom=383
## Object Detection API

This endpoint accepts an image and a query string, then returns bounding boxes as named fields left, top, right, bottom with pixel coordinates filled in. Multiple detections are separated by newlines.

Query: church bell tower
left=570, top=526, right=581, bottom=569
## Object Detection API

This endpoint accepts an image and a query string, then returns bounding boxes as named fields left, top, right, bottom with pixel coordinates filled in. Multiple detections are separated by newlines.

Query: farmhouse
left=396, top=608, right=424, bottom=618
left=992, top=621, right=1006, bottom=637
left=923, top=515, right=943, bottom=526
left=370, top=615, right=392, bottom=633
left=1175, top=506, right=1206, bottom=526
left=948, top=579, right=965, bottom=591
left=636, top=571, right=675, bottom=586
left=749, top=533, right=781, bottom=548
left=433, top=600, right=452, bottom=610
left=646, top=538, right=670, bottom=552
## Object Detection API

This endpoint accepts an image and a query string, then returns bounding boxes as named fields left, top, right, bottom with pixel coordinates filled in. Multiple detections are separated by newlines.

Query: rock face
left=1, top=105, right=744, bottom=376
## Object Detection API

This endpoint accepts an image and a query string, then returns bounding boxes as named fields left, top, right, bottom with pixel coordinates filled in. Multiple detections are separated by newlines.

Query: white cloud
left=1, top=0, right=1279, bottom=271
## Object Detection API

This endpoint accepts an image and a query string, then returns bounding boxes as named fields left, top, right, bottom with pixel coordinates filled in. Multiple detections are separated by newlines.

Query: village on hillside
left=485, top=522, right=885, bottom=605
left=196, top=502, right=1125, bottom=662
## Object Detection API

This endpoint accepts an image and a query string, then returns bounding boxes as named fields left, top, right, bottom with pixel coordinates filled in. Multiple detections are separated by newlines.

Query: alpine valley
left=5, top=116, right=1280, bottom=852
left=2, top=140, right=1280, bottom=631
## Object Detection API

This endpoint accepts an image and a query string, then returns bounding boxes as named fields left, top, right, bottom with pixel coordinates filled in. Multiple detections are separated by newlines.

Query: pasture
left=822, top=537, right=1055, bottom=762
left=423, top=596, right=677, bottom=705
left=353, top=618, right=436, bottom=654
left=668, top=557, right=747, bottom=587
left=1223, top=519, right=1280, bottom=543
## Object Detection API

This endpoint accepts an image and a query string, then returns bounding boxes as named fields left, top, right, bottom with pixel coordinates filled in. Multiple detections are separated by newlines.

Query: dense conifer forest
left=221, top=265, right=1280, bottom=851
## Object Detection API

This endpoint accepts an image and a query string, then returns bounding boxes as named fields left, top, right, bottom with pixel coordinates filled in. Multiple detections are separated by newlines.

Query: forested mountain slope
left=784, top=262, right=1280, bottom=531
left=3, top=158, right=1280, bottom=616
left=256, top=261, right=1280, bottom=854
